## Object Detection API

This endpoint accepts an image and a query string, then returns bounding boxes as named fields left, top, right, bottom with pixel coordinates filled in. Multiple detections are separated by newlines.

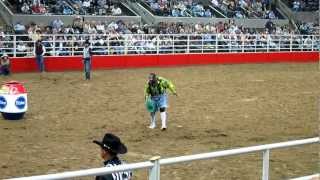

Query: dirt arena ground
left=0, top=63, right=319, bottom=180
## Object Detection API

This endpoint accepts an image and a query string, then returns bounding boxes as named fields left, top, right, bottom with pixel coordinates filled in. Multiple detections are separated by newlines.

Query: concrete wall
left=153, top=17, right=289, bottom=28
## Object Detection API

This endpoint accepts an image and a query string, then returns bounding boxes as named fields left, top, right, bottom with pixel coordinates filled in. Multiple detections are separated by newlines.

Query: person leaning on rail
left=93, top=133, right=132, bottom=180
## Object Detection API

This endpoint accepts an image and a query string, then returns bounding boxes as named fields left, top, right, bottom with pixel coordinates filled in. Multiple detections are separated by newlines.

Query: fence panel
left=7, top=137, right=319, bottom=180
left=1, top=34, right=319, bottom=57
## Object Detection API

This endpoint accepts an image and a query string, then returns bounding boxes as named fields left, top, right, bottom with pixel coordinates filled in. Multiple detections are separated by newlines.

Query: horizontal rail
left=0, top=33, right=319, bottom=57
left=5, top=137, right=319, bottom=180
left=7, top=161, right=154, bottom=180
left=290, top=174, right=320, bottom=180
left=160, top=137, right=319, bottom=165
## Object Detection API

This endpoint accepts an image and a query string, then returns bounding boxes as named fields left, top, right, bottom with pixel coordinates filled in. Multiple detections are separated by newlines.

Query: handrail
left=160, top=137, right=319, bottom=165
left=6, top=137, right=319, bottom=180
left=290, top=174, right=320, bottom=180
left=1, top=33, right=319, bottom=57
left=7, top=162, right=154, bottom=180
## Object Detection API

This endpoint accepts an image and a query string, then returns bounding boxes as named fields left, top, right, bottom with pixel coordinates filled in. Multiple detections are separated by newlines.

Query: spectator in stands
left=252, top=0, right=264, bottom=17
left=82, top=0, right=91, bottom=14
left=62, top=2, right=73, bottom=15
left=31, top=0, right=46, bottom=14
left=72, top=16, right=84, bottom=33
left=292, top=0, right=301, bottom=11
left=34, top=40, right=46, bottom=72
left=93, top=133, right=132, bottom=180
left=111, top=5, right=122, bottom=15
left=16, top=41, right=28, bottom=57
left=266, top=10, right=276, bottom=19
left=150, top=1, right=161, bottom=15
left=265, top=20, right=275, bottom=34
left=21, top=2, right=31, bottom=14
left=171, top=7, right=180, bottom=17
left=211, top=0, right=220, bottom=7
left=204, top=9, right=212, bottom=17
left=51, top=18, right=64, bottom=33
left=0, top=54, right=10, bottom=76
left=55, top=36, right=68, bottom=56
left=30, top=28, right=42, bottom=42
left=191, top=3, right=205, bottom=17
left=14, top=22, right=26, bottom=34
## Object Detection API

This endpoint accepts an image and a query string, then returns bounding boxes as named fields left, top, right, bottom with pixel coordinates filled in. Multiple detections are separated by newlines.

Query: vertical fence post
left=172, top=35, right=175, bottom=54
left=149, top=156, right=161, bottom=180
left=52, top=35, right=56, bottom=56
left=278, top=36, right=281, bottom=52
left=229, top=35, right=231, bottom=52
left=311, top=35, right=314, bottom=51
left=267, top=37, right=269, bottom=52
left=71, top=35, right=74, bottom=56
left=254, top=34, right=257, bottom=52
left=157, top=35, right=160, bottom=54
left=201, top=35, right=204, bottom=53
left=241, top=35, right=244, bottom=53
left=187, top=34, right=190, bottom=53
left=290, top=34, right=292, bottom=52
left=262, top=149, right=270, bottom=180
left=107, top=37, right=110, bottom=55
left=215, top=35, right=218, bottom=53
left=13, top=35, right=16, bottom=57
left=124, top=34, right=128, bottom=55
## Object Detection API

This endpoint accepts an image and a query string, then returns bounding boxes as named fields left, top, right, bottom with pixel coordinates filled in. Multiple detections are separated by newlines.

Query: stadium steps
left=124, top=0, right=154, bottom=24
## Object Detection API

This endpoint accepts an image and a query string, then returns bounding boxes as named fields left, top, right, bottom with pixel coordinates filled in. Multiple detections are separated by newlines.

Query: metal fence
left=0, top=34, right=319, bottom=57
left=7, top=137, right=320, bottom=180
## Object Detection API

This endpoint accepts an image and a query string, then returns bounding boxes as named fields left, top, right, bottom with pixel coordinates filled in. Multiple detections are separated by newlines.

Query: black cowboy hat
left=93, top=133, right=127, bottom=154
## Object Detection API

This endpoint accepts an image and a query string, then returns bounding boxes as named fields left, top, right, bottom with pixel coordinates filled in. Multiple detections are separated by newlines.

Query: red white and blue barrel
left=0, top=81, right=27, bottom=120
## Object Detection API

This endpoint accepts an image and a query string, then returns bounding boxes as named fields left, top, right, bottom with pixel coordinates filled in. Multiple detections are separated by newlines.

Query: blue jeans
left=36, top=55, right=45, bottom=72
left=151, top=94, right=168, bottom=112
left=84, top=58, right=91, bottom=80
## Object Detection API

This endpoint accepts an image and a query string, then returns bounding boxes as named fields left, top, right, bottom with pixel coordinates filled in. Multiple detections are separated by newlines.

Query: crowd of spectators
left=211, top=0, right=281, bottom=19
left=144, top=0, right=214, bottom=17
left=290, top=0, right=319, bottom=11
left=143, top=0, right=281, bottom=19
left=6, top=0, right=125, bottom=16
left=5, top=0, right=319, bottom=18
left=0, top=17, right=318, bottom=57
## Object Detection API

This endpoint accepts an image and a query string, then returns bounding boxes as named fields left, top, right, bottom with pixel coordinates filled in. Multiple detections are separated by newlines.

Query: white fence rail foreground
left=7, top=137, right=319, bottom=180
left=290, top=174, right=319, bottom=180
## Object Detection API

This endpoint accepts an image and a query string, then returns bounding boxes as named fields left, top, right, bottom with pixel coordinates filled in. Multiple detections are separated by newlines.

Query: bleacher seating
left=4, top=0, right=135, bottom=16
left=140, top=0, right=285, bottom=19
left=287, top=0, right=319, bottom=11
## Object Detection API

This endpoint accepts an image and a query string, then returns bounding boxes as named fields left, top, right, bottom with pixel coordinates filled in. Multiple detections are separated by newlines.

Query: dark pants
left=84, top=58, right=91, bottom=80
left=0, top=65, right=10, bottom=76
left=36, top=55, right=45, bottom=72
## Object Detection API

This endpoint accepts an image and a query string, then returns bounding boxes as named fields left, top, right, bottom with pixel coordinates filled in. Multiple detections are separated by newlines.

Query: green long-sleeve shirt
left=144, top=76, right=176, bottom=99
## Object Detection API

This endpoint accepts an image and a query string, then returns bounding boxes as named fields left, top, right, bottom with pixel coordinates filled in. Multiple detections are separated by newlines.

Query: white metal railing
left=0, top=34, right=319, bottom=57
left=290, top=174, right=320, bottom=180
left=6, top=137, right=319, bottom=180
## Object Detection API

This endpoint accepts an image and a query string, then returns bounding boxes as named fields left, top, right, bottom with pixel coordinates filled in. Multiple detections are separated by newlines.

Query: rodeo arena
left=0, top=0, right=319, bottom=179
